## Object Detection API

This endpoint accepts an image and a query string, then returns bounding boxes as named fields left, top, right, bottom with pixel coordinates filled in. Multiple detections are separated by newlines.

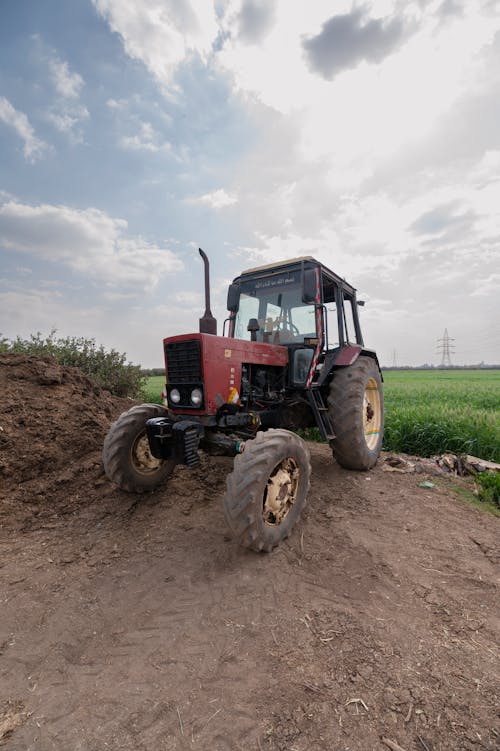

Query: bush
left=0, top=330, right=145, bottom=399
left=476, top=472, right=500, bottom=509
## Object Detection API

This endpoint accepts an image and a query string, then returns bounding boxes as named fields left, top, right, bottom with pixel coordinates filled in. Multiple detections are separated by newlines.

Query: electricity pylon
left=436, top=329, right=455, bottom=366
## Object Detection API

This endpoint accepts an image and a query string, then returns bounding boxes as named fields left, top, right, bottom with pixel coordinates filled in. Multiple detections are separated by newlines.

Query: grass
left=475, top=470, right=500, bottom=508
left=382, top=370, right=500, bottom=463
left=451, top=482, right=500, bottom=518
left=145, top=368, right=500, bottom=462
left=144, top=375, right=165, bottom=404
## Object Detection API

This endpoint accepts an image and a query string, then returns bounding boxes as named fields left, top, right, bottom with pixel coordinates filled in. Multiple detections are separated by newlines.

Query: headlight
left=170, top=388, right=181, bottom=404
left=190, top=388, right=203, bottom=406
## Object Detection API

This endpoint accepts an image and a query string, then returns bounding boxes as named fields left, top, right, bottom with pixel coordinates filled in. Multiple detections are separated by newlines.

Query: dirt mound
left=0, top=354, right=228, bottom=533
left=0, top=353, right=130, bottom=483
left=0, top=353, right=135, bottom=526
left=0, top=355, right=498, bottom=751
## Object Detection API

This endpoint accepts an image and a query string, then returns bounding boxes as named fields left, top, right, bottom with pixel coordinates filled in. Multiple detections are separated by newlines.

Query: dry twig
left=202, top=707, right=221, bottom=731
left=381, top=739, right=408, bottom=751
left=176, top=706, right=184, bottom=736
left=404, top=702, right=413, bottom=723
left=346, top=697, right=368, bottom=712
left=417, top=736, right=431, bottom=751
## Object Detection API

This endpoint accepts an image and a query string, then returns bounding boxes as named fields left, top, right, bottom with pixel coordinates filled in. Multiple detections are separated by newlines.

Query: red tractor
left=103, top=250, right=384, bottom=552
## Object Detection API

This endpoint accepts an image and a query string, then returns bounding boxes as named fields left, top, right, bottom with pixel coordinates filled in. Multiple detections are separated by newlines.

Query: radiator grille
left=165, top=339, right=202, bottom=383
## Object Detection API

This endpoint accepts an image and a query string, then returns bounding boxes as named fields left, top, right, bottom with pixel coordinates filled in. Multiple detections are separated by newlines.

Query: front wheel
left=103, top=403, right=176, bottom=492
left=223, top=429, right=311, bottom=553
left=327, top=356, right=384, bottom=470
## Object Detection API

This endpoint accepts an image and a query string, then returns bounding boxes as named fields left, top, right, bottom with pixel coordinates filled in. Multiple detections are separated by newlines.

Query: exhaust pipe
left=198, top=248, right=217, bottom=335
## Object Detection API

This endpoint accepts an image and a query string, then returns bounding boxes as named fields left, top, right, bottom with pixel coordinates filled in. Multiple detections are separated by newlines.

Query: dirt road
left=0, top=355, right=498, bottom=750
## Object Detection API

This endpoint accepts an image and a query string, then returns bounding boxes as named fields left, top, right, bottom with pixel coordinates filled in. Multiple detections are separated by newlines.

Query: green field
left=144, top=375, right=165, bottom=404
left=145, top=369, right=500, bottom=462
left=382, top=369, right=499, bottom=462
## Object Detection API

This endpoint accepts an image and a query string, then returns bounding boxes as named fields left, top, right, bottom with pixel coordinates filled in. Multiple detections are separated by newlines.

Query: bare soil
left=0, top=354, right=498, bottom=751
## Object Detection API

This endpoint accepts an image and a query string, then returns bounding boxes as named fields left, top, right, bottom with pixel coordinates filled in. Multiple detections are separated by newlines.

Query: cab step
left=307, top=389, right=335, bottom=442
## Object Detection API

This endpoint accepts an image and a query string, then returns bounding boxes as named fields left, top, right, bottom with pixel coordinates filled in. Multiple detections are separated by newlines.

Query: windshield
left=233, top=272, right=316, bottom=344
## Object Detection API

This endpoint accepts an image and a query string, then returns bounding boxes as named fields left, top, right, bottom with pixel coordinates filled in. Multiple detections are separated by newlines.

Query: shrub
left=476, top=472, right=500, bottom=509
left=1, top=330, right=145, bottom=399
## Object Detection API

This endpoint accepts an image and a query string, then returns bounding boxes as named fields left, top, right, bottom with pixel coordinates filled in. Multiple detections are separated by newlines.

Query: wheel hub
left=263, top=458, right=300, bottom=526
left=131, top=433, right=162, bottom=474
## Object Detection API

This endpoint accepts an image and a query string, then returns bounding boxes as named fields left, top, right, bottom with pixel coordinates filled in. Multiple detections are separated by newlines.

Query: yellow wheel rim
left=363, top=377, right=382, bottom=450
left=262, top=458, right=300, bottom=526
left=130, top=432, right=163, bottom=474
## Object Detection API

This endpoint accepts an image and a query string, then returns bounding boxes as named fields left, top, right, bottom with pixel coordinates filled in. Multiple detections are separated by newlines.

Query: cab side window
left=343, top=293, right=359, bottom=344
left=322, top=277, right=339, bottom=349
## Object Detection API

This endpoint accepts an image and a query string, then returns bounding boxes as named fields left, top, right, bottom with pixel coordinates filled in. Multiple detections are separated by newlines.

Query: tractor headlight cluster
left=190, top=388, right=203, bottom=407
left=170, top=388, right=181, bottom=404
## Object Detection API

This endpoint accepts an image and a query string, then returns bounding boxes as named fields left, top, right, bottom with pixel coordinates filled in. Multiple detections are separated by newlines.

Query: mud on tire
left=223, top=429, right=311, bottom=553
left=327, top=356, right=384, bottom=470
left=103, top=403, right=176, bottom=492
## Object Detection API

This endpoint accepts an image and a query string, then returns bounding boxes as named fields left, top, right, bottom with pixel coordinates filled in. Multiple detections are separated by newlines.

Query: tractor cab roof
left=236, top=256, right=357, bottom=295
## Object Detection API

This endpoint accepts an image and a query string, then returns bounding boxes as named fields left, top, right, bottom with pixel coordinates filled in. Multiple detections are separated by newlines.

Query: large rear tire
left=103, top=403, right=176, bottom=492
left=223, top=429, right=311, bottom=553
left=327, top=356, right=384, bottom=470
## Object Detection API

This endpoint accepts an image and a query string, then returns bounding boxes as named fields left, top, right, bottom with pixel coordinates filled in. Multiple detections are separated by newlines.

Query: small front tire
left=223, top=429, right=311, bottom=553
left=103, top=403, right=176, bottom=492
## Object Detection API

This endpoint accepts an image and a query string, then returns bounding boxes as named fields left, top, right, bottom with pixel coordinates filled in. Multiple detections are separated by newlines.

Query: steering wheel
left=274, top=314, right=300, bottom=338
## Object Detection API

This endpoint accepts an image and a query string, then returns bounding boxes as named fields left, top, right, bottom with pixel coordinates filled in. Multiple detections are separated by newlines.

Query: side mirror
left=227, top=283, right=240, bottom=312
left=302, top=269, right=317, bottom=304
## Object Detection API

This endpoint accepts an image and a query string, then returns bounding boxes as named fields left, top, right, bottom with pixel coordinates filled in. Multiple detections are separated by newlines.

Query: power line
left=436, top=328, right=455, bottom=366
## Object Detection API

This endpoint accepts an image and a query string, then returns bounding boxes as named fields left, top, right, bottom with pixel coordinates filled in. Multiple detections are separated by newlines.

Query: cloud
left=119, top=120, right=171, bottom=153
left=48, top=55, right=84, bottom=98
left=196, top=189, right=238, bottom=209
left=174, top=290, right=203, bottom=307
left=410, top=203, right=476, bottom=236
left=106, top=97, right=129, bottom=110
left=237, top=0, right=277, bottom=45
left=0, top=96, right=48, bottom=162
left=303, top=7, right=410, bottom=80
left=0, top=199, right=183, bottom=289
left=45, top=104, right=90, bottom=142
left=91, top=0, right=218, bottom=86
left=436, top=0, right=465, bottom=21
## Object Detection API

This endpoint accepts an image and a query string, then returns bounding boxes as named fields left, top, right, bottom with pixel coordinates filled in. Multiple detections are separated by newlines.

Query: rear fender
left=318, top=345, right=383, bottom=386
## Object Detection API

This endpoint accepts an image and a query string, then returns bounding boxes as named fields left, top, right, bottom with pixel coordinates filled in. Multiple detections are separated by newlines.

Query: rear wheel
left=223, top=429, right=311, bottom=552
left=103, top=403, right=176, bottom=492
left=327, top=356, right=384, bottom=470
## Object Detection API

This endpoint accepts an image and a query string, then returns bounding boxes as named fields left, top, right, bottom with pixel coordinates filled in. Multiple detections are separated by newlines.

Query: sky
left=0, top=0, right=499, bottom=367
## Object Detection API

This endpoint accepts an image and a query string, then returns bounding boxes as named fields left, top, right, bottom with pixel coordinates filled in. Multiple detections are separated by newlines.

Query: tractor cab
left=226, top=256, right=365, bottom=389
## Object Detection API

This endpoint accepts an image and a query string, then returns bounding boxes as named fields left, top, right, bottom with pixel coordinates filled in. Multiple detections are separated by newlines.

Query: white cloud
left=0, top=199, right=183, bottom=289
left=45, top=104, right=90, bottom=141
left=91, top=0, right=218, bottom=86
left=217, top=0, right=499, bottom=169
left=119, top=120, right=171, bottom=153
left=106, top=97, right=129, bottom=110
left=174, top=290, right=203, bottom=306
left=196, top=189, right=238, bottom=209
left=0, top=96, right=48, bottom=162
left=49, top=56, right=84, bottom=98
